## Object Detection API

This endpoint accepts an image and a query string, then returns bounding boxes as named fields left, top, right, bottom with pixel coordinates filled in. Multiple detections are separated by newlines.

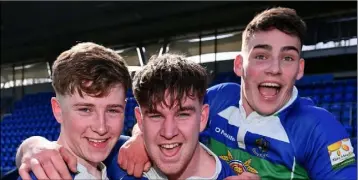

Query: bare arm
left=16, top=136, right=55, bottom=168
left=16, top=136, right=77, bottom=180
left=118, top=123, right=151, bottom=177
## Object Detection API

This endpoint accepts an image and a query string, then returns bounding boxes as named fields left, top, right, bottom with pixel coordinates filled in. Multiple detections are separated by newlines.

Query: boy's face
left=52, top=84, right=126, bottom=163
left=135, top=93, right=209, bottom=176
left=234, top=28, right=305, bottom=115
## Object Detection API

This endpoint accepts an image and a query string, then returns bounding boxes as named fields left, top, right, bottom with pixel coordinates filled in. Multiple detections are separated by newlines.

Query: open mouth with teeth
left=258, top=82, right=282, bottom=99
left=159, top=143, right=182, bottom=157
left=87, top=138, right=110, bottom=148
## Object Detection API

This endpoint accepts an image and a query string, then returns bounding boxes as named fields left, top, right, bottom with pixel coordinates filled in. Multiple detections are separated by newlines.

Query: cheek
left=143, top=121, right=160, bottom=139
left=244, top=62, right=262, bottom=79
left=108, top=118, right=124, bottom=134
left=282, top=67, right=299, bottom=83
left=179, top=118, right=200, bottom=136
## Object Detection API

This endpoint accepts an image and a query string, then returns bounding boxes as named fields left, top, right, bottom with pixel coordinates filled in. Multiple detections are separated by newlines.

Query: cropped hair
left=52, top=42, right=131, bottom=97
left=242, top=7, right=307, bottom=50
left=132, top=53, right=208, bottom=111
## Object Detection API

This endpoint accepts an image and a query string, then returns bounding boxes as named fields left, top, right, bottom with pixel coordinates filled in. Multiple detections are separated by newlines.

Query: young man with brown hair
left=107, top=53, right=237, bottom=179
left=16, top=42, right=132, bottom=179
left=117, top=7, right=356, bottom=179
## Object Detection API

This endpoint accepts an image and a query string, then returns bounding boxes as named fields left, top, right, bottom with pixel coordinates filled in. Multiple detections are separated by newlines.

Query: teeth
left=88, top=138, right=106, bottom=143
left=260, top=82, right=280, bottom=88
left=160, top=143, right=179, bottom=149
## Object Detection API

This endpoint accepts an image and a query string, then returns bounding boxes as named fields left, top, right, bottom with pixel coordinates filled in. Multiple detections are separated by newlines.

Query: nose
left=160, top=116, right=178, bottom=139
left=265, top=58, right=282, bottom=75
left=91, top=113, right=109, bottom=136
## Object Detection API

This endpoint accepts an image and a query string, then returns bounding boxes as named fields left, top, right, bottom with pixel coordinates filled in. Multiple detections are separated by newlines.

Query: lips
left=258, top=82, right=282, bottom=98
left=159, top=143, right=182, bottom=157
left=87, top=138, right=110, bottom=148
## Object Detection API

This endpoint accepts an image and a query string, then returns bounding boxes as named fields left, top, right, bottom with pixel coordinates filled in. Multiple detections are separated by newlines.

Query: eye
left=178, top=113, right=190, bottom=118
left=283, top=56, right=294, bottom=61
left=255, top=55, right=267, bottom=60
left=78, top=108, right=91, bottom=113
left=108, top=109, right=121, bottom=114
left=148, top=114, right=162, bottom=119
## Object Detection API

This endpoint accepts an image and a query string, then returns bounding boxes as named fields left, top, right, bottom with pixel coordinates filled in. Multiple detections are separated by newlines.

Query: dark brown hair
left=132, top=53, right=208, bottom=111
left=242, top=7, right=307, bottom=50
left=52, top=42, right=131, bottom=97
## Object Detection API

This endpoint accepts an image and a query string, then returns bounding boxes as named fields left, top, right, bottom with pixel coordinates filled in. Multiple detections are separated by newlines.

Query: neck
left=240, top=84, right=254, bottom=117
left=57, top=134, right=102, bottom=179
left=167, top=143, right=216, bottom=180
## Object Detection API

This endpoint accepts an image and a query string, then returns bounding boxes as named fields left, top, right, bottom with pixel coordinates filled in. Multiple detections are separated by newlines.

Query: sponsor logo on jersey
left=252, top=137, right=269, bottom=158
left=219, top=150, right=258, bottom=175
left=327, top=138, right=355, bottom=169
left=215, top=127, right=235, bottom=142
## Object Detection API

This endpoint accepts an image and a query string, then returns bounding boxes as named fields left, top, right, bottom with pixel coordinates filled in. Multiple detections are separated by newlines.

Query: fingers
left=30, top=158, right=49, bottom=180
left=60, top=147, right=77, bottom=173
left=133, top=163, right=144, bottom=178
left=41, top=158, right=61, bottom=180
left=117, top=150, right=124, bottom=169
left=50, top=152, right=73, bottom=179
left=126, top=161, right=135, bottom=176
left=143, top=161, right=151, bottom=172
left=122, top=158, right=128, bottom=170
left=224, top=172, right=260, bottom=180
left=18, top=163, right=32, bottom=180
left=241, top=172, right=260, bottom=180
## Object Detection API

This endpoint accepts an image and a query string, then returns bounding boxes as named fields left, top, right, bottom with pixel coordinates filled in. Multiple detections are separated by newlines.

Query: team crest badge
left=252, top=137, right=270, bottom=158
left=219, top=150, right=258, bottom=174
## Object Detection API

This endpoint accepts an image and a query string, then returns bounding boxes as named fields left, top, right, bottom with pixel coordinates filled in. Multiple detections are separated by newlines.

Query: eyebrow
left=107, top=104, right=125, bottom=110
left=253, top=44, right=299, bottom=54
left=73, top=103, right=94, bottom=107
left=253, top=44, right=272, bottom=51
left=143, top=105, right=197, bottom=115
left=73, top=103, right=124, bottom=110
left=281, top=46, right=299, bottom=54
left=178, top=105, right=196, bottom=112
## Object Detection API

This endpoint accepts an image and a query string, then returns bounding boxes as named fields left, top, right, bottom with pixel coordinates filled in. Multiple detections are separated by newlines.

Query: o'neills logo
left=215, top=127, right=235, bottom=142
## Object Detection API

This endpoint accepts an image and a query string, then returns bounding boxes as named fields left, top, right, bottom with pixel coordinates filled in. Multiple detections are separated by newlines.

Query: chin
left=157, top=163, right=182, bottom=175
left=86, top=154, right=107, bottom=163
left=256, top=107, right=278, bottom=116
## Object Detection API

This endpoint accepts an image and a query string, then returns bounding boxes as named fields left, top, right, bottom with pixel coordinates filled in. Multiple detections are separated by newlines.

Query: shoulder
left=205, top=83, right=241, bottom=113
left=290, top=99, right=344, bottom=131
left=207, top=82, right=241, bottom=97
left=286, top=98, right=349, bottom=145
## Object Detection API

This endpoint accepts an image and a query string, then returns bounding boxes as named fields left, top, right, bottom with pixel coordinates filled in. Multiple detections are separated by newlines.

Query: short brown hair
left=133, top=53, right=208, bottom=111
left=52, top=42, right=131, bottom=97
left=242, top=7, right=307, bottom=50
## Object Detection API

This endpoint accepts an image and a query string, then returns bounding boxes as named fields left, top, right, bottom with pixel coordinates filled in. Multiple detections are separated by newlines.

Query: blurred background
left=1, top=1, right=357, bottom=176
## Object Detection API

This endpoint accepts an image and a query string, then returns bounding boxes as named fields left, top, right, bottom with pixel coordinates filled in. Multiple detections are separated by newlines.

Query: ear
left=134, top=106, right=144, bottom=132
left=296, top=58, right=305, bottom=80
left=233, top=54, right=244, bottom=77
left=51, top=97, right=63, bottom=124
left=199, top=104, right=209, bottom=132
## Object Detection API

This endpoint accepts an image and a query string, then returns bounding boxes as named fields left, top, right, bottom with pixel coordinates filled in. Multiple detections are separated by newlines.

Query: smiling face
left=234, top=28, right=305, bottom=115
left=52, top=84, right=126, bottom=164
left=135, top=93, right=209, bottom=176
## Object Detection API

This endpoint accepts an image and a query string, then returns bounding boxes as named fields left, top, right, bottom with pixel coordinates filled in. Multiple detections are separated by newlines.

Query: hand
left=224, top=172, right=260, bottom=180
left=18, top=143, right=77, bottom=180
left=118, top=134, right=151, bottom=177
